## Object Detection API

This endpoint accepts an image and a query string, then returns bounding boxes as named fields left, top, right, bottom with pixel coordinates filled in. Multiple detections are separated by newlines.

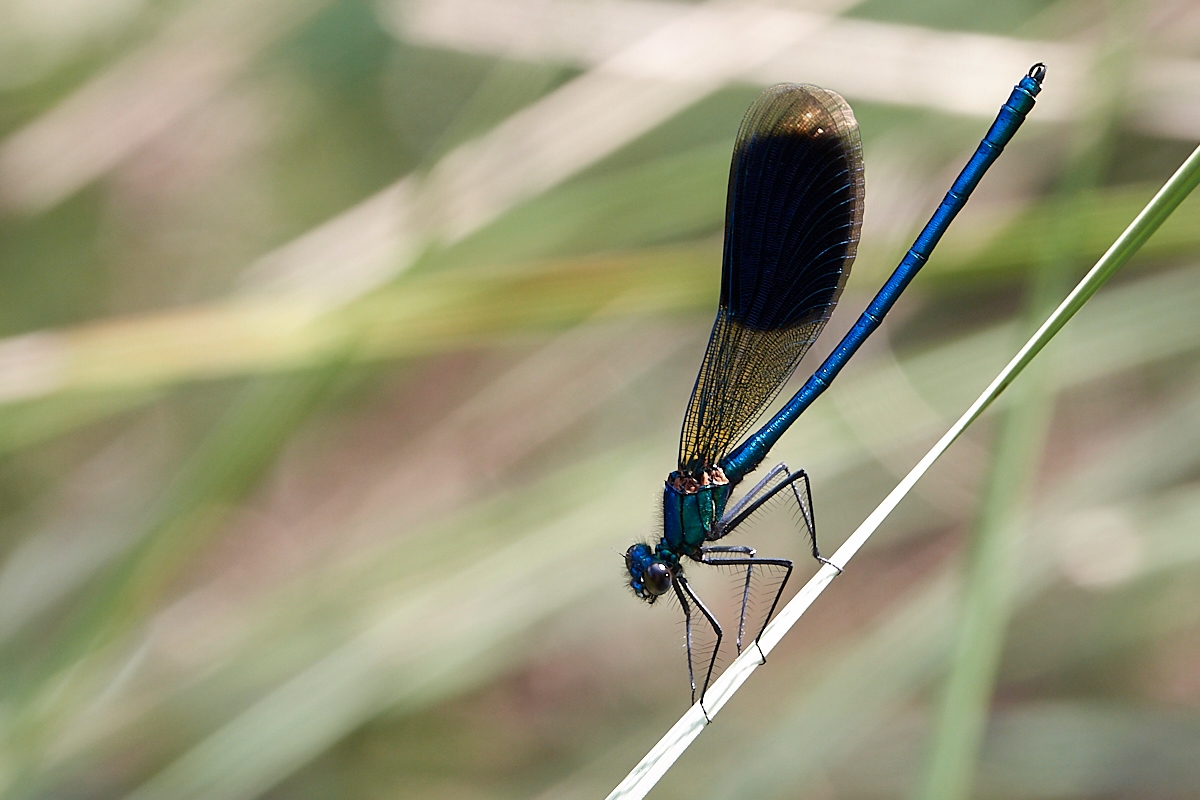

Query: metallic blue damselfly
left=625, top=64, right=1046, bottom=710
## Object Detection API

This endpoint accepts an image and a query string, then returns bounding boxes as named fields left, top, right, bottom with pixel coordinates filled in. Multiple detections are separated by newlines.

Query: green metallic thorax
left=661, top=470, right=732, bottom=558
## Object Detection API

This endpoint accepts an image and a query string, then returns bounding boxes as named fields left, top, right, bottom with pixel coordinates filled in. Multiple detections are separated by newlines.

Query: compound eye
left=643, top=562, right=672, bottom=596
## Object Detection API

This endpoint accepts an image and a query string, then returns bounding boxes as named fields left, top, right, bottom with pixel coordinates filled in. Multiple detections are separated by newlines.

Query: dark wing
left=679, top=84, right=864, bottom=475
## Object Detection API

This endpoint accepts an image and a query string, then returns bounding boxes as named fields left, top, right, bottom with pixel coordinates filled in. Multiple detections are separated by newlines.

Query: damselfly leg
left=673, top=575, right=721, bottom=718
left=699, top=544, right=758, bottom=652
left=679, top=465, right=839, bottom=705
left=702, top=467, right=835, bottom=673
left=718, top=462, right=792, bottom=523
left=699, top=548, right=793, bottom=666
left=719, top=464, right=835, bottom=567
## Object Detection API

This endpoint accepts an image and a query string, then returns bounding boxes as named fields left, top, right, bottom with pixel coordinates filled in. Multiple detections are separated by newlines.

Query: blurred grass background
left=1, top=0, right=1200, bottom=798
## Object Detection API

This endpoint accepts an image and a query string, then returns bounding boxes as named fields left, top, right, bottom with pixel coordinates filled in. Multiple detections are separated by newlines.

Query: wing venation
left=679, top=84, right=864, bottom=475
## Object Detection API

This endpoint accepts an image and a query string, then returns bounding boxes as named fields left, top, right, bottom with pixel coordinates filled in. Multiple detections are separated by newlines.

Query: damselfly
left=625, top=64, right=1046, bottom=709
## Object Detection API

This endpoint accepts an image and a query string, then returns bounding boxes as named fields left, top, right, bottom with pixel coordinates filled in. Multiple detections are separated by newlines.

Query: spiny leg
left=700, top=554, right=793, bottom=664
left=700, top=545, right=757, bottom=652
left=720, top=467, right=840, bottom=573
left=676, top=575, right=721, bottom=720
left=719, top=462, right=792, bottom=525
left=671, top=580, right=699, bottom=705
left=699, top=468, right=833, bottom=677
left=786, top=469, right=842, bottom=573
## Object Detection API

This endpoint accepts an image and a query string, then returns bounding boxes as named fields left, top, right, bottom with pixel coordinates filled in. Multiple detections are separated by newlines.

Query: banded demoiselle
left=625, top=64, right=1046, bottom=709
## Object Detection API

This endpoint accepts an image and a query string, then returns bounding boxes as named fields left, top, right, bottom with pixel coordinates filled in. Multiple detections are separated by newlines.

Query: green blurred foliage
left=0, top=0, right=1198, bottom=799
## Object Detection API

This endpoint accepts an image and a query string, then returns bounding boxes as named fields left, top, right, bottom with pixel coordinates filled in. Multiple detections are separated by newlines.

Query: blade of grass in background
left=4, top=171, right=1200, bottom=414
left=2, top=369, right=348, bottom=799
left=5, top=3, right=1200, bottom=798
left=14, top=248, right=1200, bottom=800
left=916, top=18, right=1132, bottom=796
left=707, top=370, right=1200, bottom=800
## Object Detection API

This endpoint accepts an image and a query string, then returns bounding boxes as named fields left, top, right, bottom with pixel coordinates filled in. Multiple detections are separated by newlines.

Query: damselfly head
left=625, top=543, right=672, bottom=603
